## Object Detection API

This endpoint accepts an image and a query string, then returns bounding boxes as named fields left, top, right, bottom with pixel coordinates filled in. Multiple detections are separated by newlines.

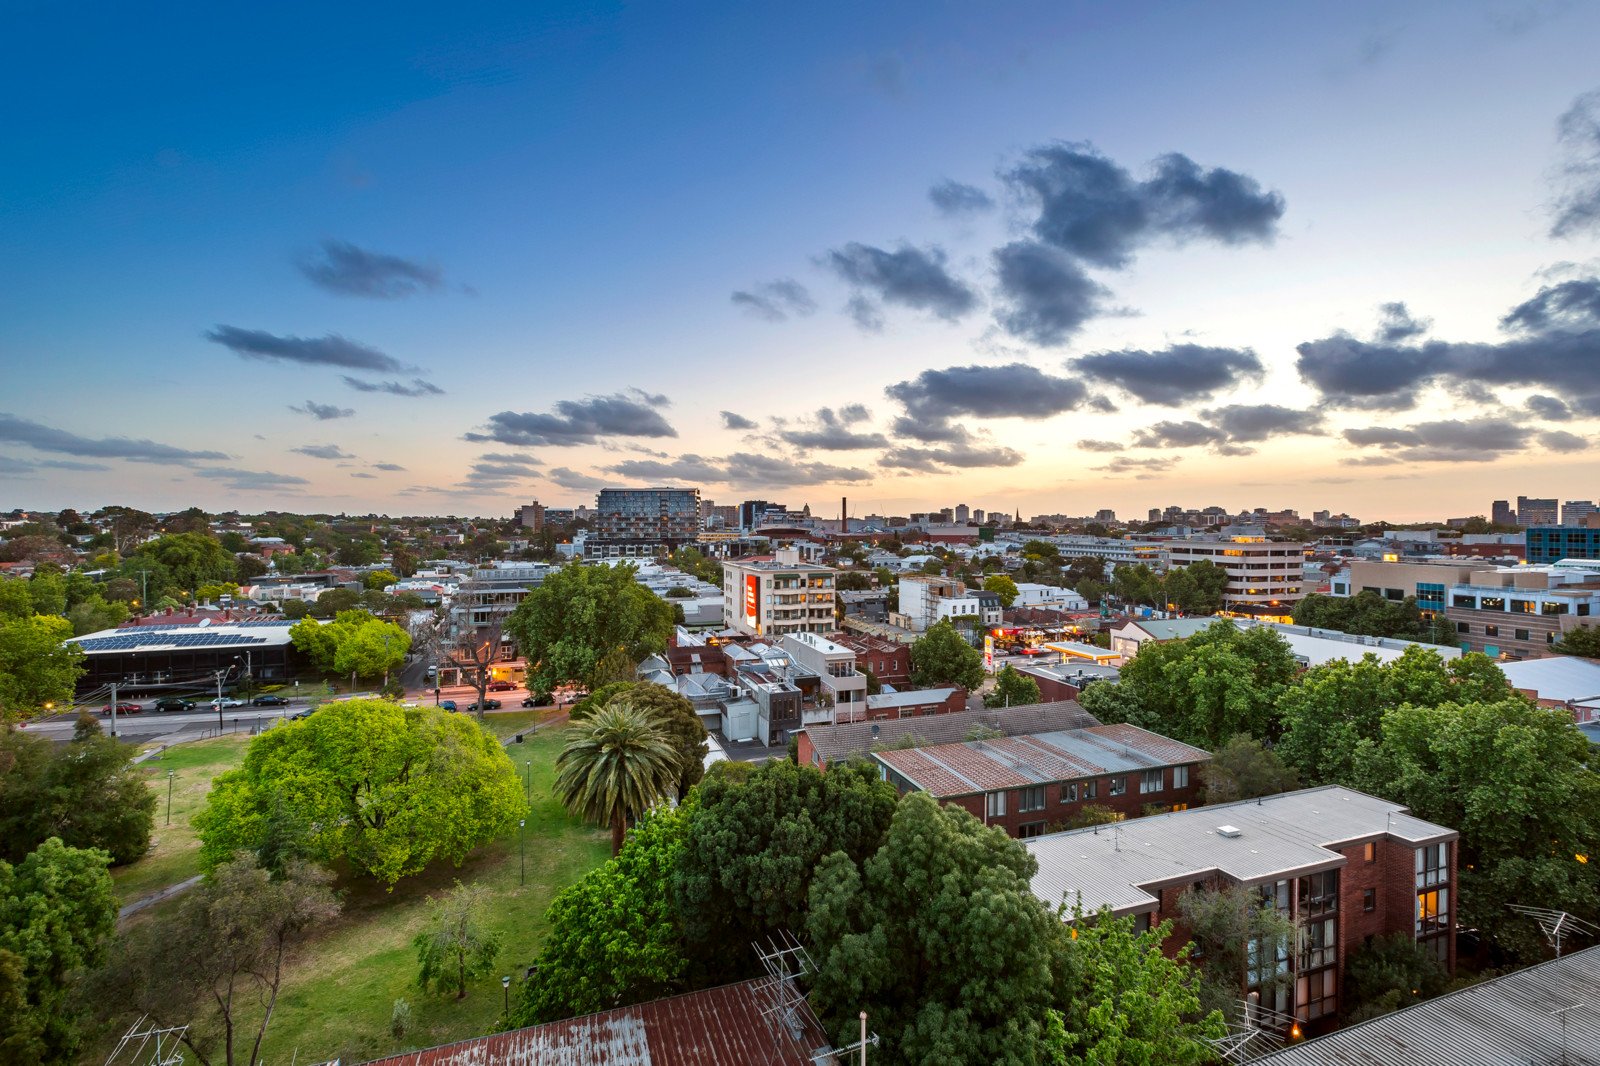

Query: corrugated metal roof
left=801, top=700, right=1100, bottom=765
left=873, top=724, right=1209, bottom=797
left=1026, top=786, right=1457, bottom=916
left=1500, top=655, right=1600, bottom=703
left=1249, top=945, right=1600, bottom=1066
left=358, top=980, right=831, bottom=1066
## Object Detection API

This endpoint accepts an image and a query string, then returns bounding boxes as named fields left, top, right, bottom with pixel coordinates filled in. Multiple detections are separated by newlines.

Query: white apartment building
left=721, top=546, right=837, bottom=637
left=1160, top=536, right=1308, bottom=614
left=1013, top=583, right=1089, bottom=611
left=782, top=632, right=868, bottom=725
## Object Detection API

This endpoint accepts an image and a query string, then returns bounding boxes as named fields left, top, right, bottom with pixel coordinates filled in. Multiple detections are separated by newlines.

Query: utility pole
left=109, top=681, right=118, bottom=738
left=166, top=770, right=174, bottom=826
left=214, top=668, right=228, bottom=733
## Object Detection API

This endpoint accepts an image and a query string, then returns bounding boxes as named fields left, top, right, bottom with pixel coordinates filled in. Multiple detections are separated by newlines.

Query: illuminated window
left=1417, top=887, right=1450, bottom=937
left=1363, top=841, right=1376, bottom=863
left=1061, top=782, right=1078, bottom=803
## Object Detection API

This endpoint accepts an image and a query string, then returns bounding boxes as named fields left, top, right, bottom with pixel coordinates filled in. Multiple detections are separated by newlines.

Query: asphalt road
left=26, top=701, right=308, bottom=744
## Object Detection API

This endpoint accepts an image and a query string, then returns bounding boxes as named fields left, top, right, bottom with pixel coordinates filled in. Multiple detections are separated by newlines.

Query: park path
left=118, top=874, right=203, bottom=921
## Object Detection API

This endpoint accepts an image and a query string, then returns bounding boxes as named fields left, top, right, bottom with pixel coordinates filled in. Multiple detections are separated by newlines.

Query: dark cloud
left=373, top=462, right=406, bottom=472
left=0, top=413, right=228, bottom=463
left=1343, top=418, right=1529, bottom=462
left=39, top=459, right=111, bottom=471
left=1538, top=429, right=1589, bottom=452
left=605, top=454, right=726, bottom=483
left=1130, top=421, right=1226, bottom=449
left=1070, top=344, right=1263, bottom=406
left=1003, top=144, right=1284, bottom=269
left=477, top=452, right=542, bottom=467
left=720, top=411, right=759, bottom=431
left=207, top=326, right=409, bottom=373
left=879, top=439, right=1023, bottom=472
left=289, top=400, right=355, bottom=420
left=1076, top=439, right=1124, bottom=453
left=825, top=242, right=978, bottom=325
left=885, top=363, right=1089, bottom=441
left=341, top=376, right=445, bottom=397
left=603, top=452, right=873, bottom=489
left=1375, top=301, right=1431, bottom=342
left=1501, top=278, right=1600, bottom=332
left=1094, top=456, right=1182, bottom=477
left=296, top=240, right=443, bottom=299
left=1551, top=90, right=1600, bottom=238
left=1200, top=404, right=1326, bottom=442
left=466, top=390, right=676, bottom=447
left=351, top=472, right=378, bottom=479
left=845, top=295, right=885, bottom=332
left=928, top=179, right=995, bottom=216
left=546, top=467, right=609, bottom=492
left=292, top=444, right=355, bottom=460
left=730, top=279, right=816, bottom=322
left=992, top=241, right=1110, bottom=346
left=1292, top=334, right=1443, bottom=410
left=193, top=467, right=310, bottom=490
left=466, top=461, right=542, bottom=485
left=774, top=406, right=888, bottom=451
left=1526, top=394, right=1574, bottom=421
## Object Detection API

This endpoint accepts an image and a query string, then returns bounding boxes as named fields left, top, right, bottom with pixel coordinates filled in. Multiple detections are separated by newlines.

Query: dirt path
left=118, top=874, right=202, bottom=921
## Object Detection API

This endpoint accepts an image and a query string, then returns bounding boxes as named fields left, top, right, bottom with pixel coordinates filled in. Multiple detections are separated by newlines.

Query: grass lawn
left=110, top=734, right=251, bottom=906
left=251, top=723, right=606, bottom=1064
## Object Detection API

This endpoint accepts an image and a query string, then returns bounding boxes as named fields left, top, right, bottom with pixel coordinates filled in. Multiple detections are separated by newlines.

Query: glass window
left=1296, top=966, right=1338, bottom=1021
left=1018, top=821, right=1046, bottom=839
left=1484, top=624, right=1499, bottom=637
left=1259, top=879, right=1291, bottom=913
left=1173, top=765, right=1190, bottom=789
left=1083, top=780, right=1097, bottom=801
left=1018, top=786, right=1046, bottom=813
left=1515, top=629, right=1530, bottom=642
left=1139, top=769, right=1164, bottom=794
left=1417, top=887, right=1450, bottom=937
left=1481, top=596, right=1506, bottom=611
left=1299, top=870, right=1338, bottom=917
left=1456, top=622, right=1471, bottom=634
left=1416, top=842, right=1449, bottom=888
left=1513, top=599, right=1537, bottom=614
left=1453, top=595, right=1477, bottom=609
left=1060, top=782, right=1078, bottom=804
left=985, top=791, right=1006, bottom=818
left=1108, top=776, right=1126, bottom=797
left=1363, top=841, right=1376, bottom=863
left=1299, top=916, right=1337, bottom=970
left=1363, top=888, right=1376, bottom=912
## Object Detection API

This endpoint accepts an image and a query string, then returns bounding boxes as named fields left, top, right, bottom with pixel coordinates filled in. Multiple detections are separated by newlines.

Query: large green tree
left=983, top=573, right=1020, bottom=607
left=984, top=664, right=1041, bottom=709
left=0, top=614, right=82, bottom=725
left=675, top=759, right=898, bottom=983
left=288, top=610, right=409, bottom=682
left=0, top=724, right=154, bottom=865
left=909, top=619, right=984, bottom=690
left=195, top=700, right=524, bottom=885
left=1176, top=882, right=1298, bottom=1018
left=0, top=839, right=118, bottom=1064
left=807, top=792, right=1059, bottom=1065
left=90, top=855, right=338, bottom=1066
left=1200, top=734, right=1299, bottom=805
left=505, top=562, right=674, bottom=695
left=513, top=806, right=689, bottom=1025
left=571, top=682, right=707, bottom=800
left=1293, top=590, right=1453, bottom=645
left=1348, top=697, right=1600, bottom=961
left=555, top=704, right=680, bottom=856
left=123, top=532, right=239, bottom=597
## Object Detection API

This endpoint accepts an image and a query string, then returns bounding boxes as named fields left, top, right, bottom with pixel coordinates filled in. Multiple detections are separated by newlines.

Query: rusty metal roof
left=358, top=980, right=832, bottom=1066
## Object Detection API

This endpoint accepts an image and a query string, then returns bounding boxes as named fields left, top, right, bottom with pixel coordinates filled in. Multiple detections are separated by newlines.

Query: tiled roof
left=358, top=979, right=830, bottom=1066
left=873, top=724, right=1210, bottom=797
left=801, top=700, right=1099, bottom=765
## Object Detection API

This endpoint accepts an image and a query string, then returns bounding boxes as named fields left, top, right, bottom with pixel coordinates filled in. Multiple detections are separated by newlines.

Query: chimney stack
left=841, top=496, right=847, bottom=533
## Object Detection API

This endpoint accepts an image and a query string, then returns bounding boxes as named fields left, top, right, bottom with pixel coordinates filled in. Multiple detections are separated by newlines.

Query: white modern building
left=721, top=546, right=836, bottom=638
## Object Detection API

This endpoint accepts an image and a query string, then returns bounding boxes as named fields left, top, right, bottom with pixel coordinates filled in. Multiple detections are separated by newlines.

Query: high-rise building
left=589, top=487, right=701, bottom=558
left=517, top=501, right=544, bottom=531
left=953, top=504, right=970, bottom=524
left=972, top=509, right=986, bottom=524
left=1491, top=500, right=1516, bottom=527
left=1095, top=509, right=1116, bottom=522
left=1562, top=500, right=1597, bottom=525
left=1517, top=496, right=1558, bottom=527
left=738, top=500, right=783, bottom=530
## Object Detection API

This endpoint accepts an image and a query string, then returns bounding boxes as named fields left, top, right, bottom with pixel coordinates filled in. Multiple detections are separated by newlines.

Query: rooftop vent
left=1216, top=825, right=1242, bottom=838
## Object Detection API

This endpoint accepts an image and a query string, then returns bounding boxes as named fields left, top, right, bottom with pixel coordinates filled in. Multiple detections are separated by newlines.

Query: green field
left=98, top=717, right=605, bottom=1063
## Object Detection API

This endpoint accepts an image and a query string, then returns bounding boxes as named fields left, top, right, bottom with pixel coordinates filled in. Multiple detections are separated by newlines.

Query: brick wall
left=934, top=764, right=1205, bottom=839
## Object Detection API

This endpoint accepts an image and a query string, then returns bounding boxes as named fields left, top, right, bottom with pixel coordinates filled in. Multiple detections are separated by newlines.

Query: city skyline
left=5, top=2, right=1600, bottom=519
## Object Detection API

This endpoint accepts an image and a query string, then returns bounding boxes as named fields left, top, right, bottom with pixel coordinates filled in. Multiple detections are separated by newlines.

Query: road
left=26, top=702, right=307, bottom=744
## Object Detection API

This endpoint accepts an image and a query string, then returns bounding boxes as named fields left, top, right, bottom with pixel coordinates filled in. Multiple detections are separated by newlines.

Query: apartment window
left=1139, top=769, right=1165, bottom=795
left=1299, top=916, right=1338, bottom=970
left=1107, top=775, right=1126, bottom=797
left=1060, top=782, right=1079, bottom=804
left=1481, top=596, right=1506, bottom=611
left=1417, top=842, right=1449, bottom=888
left=1018, top=821, right=1047, bottom=840
left=1363, top=888, right=1377, bottom=912
left=1299, top=870, right=1338, bottom=917
left=1417, top=887, right=1450, bottom=937
left=1456, top=622, right=1471, bottom=634
left=985, top=791, right=1006, bottom=818
left=1296, top=967, right=1338, bottom=1022
left=1259, top=879, right=1291, bottom=914
left=1512, top=599, right=1536, bottom=615
left=1018, top=786, right=1046, bottom=813
left=1484, top=624, right=1499, bottom=637
left=1173, top=764, right=1190, bottom=789
left=1363, top=841, right=1377, bottom=863
left=1082, top=780, right=1097, bottom=801
left=1514, top=629, right=1531, bottom=642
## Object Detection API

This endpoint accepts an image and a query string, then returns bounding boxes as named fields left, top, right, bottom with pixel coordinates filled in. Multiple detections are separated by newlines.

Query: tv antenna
left=103, top=1015, right=188, bottom=1066
left=1507, top=905, right=1600, bottom=959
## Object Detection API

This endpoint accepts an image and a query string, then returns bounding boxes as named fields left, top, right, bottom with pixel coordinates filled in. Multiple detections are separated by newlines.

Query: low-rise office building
left=1026, top=786, right=1458, bottom=1031
left=1159, top=536, right=1309, bottom=615
left=874, top=724, right=1209, bottom=839
left=1444, top=562, right=1600, bottom=659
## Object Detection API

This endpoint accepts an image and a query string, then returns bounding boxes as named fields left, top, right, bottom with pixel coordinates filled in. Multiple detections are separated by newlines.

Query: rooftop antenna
left=103, top=1015, right=189, bottom=1066
left=1507, top=905, right=1600, bottom=959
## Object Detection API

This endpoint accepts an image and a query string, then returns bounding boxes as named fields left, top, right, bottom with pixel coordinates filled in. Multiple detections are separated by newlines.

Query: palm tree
left=555, top=704, right=680, bottom=855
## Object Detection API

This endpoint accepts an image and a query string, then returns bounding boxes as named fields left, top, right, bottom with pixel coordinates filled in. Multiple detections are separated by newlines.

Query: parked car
left=439, top=700, right=458, bottom=712
left=153, top=697, right=196, bottom=713
left=208, top=696, right=246, bottom=709
left=100, top=701, right=143, bottom=715
left=289, top=706, right=316, bottom=721
left=252, top=694, right=290, bottom=706
left=487, top=680, right=516, bottom=692
left=465, top=699, right=502, bottom=712
left=521, top=695, right=552, bottom=708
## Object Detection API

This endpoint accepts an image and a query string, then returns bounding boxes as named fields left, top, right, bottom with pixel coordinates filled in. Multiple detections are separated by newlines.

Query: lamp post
left=166, top=770, right=174, bottom=826
left=501, top=974, right=511, bottom=1017
left=519, top=819, right=526, bottom=886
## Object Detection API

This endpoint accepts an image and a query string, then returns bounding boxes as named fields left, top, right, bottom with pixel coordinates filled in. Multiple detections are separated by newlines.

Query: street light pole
left=215, top=669, right=227, bottom=733
left=110, top=681, right=119, bottom=738
left=501, top=974, right=511, bottom=1017
left=519, top=818, right=526, bottom=886
left=166, top=770, right=174, bottom=826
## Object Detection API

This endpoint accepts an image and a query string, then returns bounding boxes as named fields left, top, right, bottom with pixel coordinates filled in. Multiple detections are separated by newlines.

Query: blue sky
left=4, top=1, right=1600, bottom=519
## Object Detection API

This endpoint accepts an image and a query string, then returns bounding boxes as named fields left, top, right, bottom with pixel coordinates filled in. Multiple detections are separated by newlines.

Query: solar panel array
left=232, top=620, right=296, bottom=628
left=76, top=633, right=272, bottom=652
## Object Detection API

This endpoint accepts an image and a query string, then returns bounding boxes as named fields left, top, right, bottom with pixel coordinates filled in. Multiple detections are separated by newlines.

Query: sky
left=4, top=0, right=1600, bottom=521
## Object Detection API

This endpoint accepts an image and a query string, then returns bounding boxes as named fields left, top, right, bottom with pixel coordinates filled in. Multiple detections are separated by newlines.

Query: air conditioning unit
left=1216, top=825, right=1242, bottom=838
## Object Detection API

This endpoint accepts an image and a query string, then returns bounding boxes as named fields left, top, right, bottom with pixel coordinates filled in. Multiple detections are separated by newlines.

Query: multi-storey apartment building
left=782, top=631, right=867, bottom=726
left=588, top=487, right=701, bottom=558
left=1159, top=536, right=1309, bottom=615
left=1027, top=786, right=1458, bottom=1033
left=721, top=547, right=836, bottom=638
left=1517, top=496, right=1559, bottom=527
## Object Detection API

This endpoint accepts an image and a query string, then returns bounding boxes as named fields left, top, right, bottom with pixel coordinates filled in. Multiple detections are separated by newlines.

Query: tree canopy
left=1200, top=734, right=1299, bottom=805
left=0, top=723, right=155, bottom=865
left=0, top=613, right=82, bottom=724
left=984, top=664, right=1041, bottom=709
left=983, top=573, right=1019, bottom=607
left=288, top=610, right=409, bottom=681
left=1293, top=590, right=1453, bottom=645
left=909, top=619, right=984, bottom=691
left=569, top=682, right=708, bottom=799
left=505, top=562, right=674, bottom=695
left=413, top=881, right=503, bottom=1000
left=195, top=700, right=524, bottom=884
left=555, top=704, right=681, bottom=856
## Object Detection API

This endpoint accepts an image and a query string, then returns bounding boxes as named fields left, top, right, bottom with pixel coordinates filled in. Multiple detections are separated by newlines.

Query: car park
left=100, top=701, right=143, bottom=715
left=153, top=697, right=196, bottom=713
left=251, top=694, right=290, bottom=706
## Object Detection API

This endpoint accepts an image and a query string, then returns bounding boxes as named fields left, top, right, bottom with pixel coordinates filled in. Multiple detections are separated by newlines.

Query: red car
left=487, top=680, right=516, bottom=692
left=101, top=701, right=144, bottom=715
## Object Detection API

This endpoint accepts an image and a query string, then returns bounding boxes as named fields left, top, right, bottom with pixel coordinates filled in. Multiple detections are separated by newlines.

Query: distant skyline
left=4, top=2, right=1600, bottom=520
